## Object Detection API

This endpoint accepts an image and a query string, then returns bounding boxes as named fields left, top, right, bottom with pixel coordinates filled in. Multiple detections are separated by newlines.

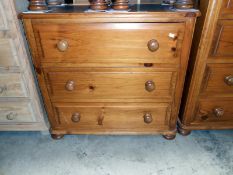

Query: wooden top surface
left=20, top=4, right=200, bottom=19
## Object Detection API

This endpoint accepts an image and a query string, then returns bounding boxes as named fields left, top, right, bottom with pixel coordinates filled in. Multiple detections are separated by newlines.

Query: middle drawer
left=45, top=68, right=177, bottom=101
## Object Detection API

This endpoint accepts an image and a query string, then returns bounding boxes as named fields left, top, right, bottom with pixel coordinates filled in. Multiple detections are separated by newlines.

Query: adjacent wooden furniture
left=21, top=4, right=199, bottom=139
left=0, top=0, right=48, bottom=131
left=179, top=0, right=233, bottom=135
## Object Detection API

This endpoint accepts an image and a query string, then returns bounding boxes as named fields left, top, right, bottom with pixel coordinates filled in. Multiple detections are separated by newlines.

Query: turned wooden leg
left=51, top=134, right=64, bottom=140
left=177, top=127, right=191, bottom=136
left=162, top=133, right=176, bottom=140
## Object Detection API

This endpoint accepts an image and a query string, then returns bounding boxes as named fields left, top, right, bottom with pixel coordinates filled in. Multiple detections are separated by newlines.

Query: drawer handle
left=224, top=75, right=233, bottom=86
left=71, top=112, right=81, bottom=123
left=145, top=80, right=155, bottom=92
left=0, top=85, right=7, bottom=94
left=98, top=108, right=105, bottom=126
left=98, top=114, right=104, bottom=126
left=147, top=39, right=159, bottom=52
left=213, top=108, right=224, bottom=118
left=6, top=112, right=17, bottom=120
left=144, top=113, right=153, bottom=124
left=57, top=40, right=69, bottom=52
left=65, top=80, right=75, bottom=91
left=168, top=33, right=178, bottom=40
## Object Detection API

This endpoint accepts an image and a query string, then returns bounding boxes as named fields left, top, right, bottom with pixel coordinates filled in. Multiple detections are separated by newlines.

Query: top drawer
left=33, top=23, right=184, bottom=64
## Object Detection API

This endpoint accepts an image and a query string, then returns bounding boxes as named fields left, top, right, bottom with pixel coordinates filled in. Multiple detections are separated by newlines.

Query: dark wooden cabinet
left=21, top=4, right=199, bottom=139
left=179, top=0, right=233, bottom=134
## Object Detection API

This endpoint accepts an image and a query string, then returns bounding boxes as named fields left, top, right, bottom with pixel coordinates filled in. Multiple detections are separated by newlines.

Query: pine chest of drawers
left=179, top=0, right=233, bottom=135
left=21, top=4, right=199, bottom=139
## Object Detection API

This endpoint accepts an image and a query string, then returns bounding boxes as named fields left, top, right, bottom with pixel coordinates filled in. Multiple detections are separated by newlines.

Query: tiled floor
left=0, top=130, right=232, bottom=175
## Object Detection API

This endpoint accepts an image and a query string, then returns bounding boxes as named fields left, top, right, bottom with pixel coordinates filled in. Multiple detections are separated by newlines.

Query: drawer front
left=0, top=1, right=8, bottom=30
left=210, top=20, right=233, bottom=57
left=0, top=101, right=35, bottom=123
left=194, top=99, right=233, bottom=124
left=0, top=39, right=19, bottom=68
left=54, top=103, right=171, bottom=131
left=46, top=69, right=176, bottom=100
left=201, top=64, right=233, bottom=96
left=0, top=73, right=27, bottom=97
left=34, top=23, right=184, bottom=64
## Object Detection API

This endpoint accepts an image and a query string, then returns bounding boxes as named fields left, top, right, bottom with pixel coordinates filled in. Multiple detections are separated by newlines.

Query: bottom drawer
left=54, top=103, right=171, bottom=133
left=0, top=101, right=35, bottom=123
left=194, top=99, right=233, bottom=124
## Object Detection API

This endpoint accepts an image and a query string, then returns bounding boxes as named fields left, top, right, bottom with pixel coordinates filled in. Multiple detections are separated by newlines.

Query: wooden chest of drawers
left=179, top=0, right=233, bottom=135
left=0, top=0, right=47, bottom=131
left=21, top=4, right=199, bottom=139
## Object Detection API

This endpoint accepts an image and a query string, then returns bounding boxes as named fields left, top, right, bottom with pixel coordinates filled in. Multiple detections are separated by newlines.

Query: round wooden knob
left=213, top=108, right=224, bottom=118
left=65, top=80, right=75, bottom=91
left=147, top=39, right=159, bottom=52
left=145, top=80, right=155, bottom=92
left=71, top=113, right=81, bottom=123
left=57, top=40, right=69, bottom=52
left=6, top=112, right=17, bottom=120
left=144, top=113, right=153, bottom=124
left=224, top=75, right=233, bottom=86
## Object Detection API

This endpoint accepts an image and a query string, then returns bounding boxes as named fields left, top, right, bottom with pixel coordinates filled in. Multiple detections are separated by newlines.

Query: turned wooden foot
left=162, top=133, right=176, bottom=140
left=51, top=134, right=64, bottom=140
left=177, top=127, right=191, bottom=136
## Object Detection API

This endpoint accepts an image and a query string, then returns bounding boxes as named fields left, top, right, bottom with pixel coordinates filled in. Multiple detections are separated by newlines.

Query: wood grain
left=0, top=38, right=19, bottom=68
left=210, top=20, right=233, bottom=57
left=0, top=1, right=8, bottom=30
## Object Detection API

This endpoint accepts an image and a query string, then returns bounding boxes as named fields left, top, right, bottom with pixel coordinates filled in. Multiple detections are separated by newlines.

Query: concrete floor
left=0, top=131, right=232, bottom=175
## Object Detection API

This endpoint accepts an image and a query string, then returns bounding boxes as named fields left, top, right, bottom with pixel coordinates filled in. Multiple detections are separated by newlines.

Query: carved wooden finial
left=112, top=0, right=129, bottom=10
left=28, top=0, right=48, bottom=11
left=175, top=0, right=194, bottom=9
left=90, top=0, right=108, bottom=10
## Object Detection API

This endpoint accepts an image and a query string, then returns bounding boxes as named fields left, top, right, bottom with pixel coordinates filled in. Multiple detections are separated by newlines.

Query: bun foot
left=162, top=133, right=176, bottom=140
left=51, top=134, right=64, bottom=140
left=178, top=127, right=191, bottom=136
